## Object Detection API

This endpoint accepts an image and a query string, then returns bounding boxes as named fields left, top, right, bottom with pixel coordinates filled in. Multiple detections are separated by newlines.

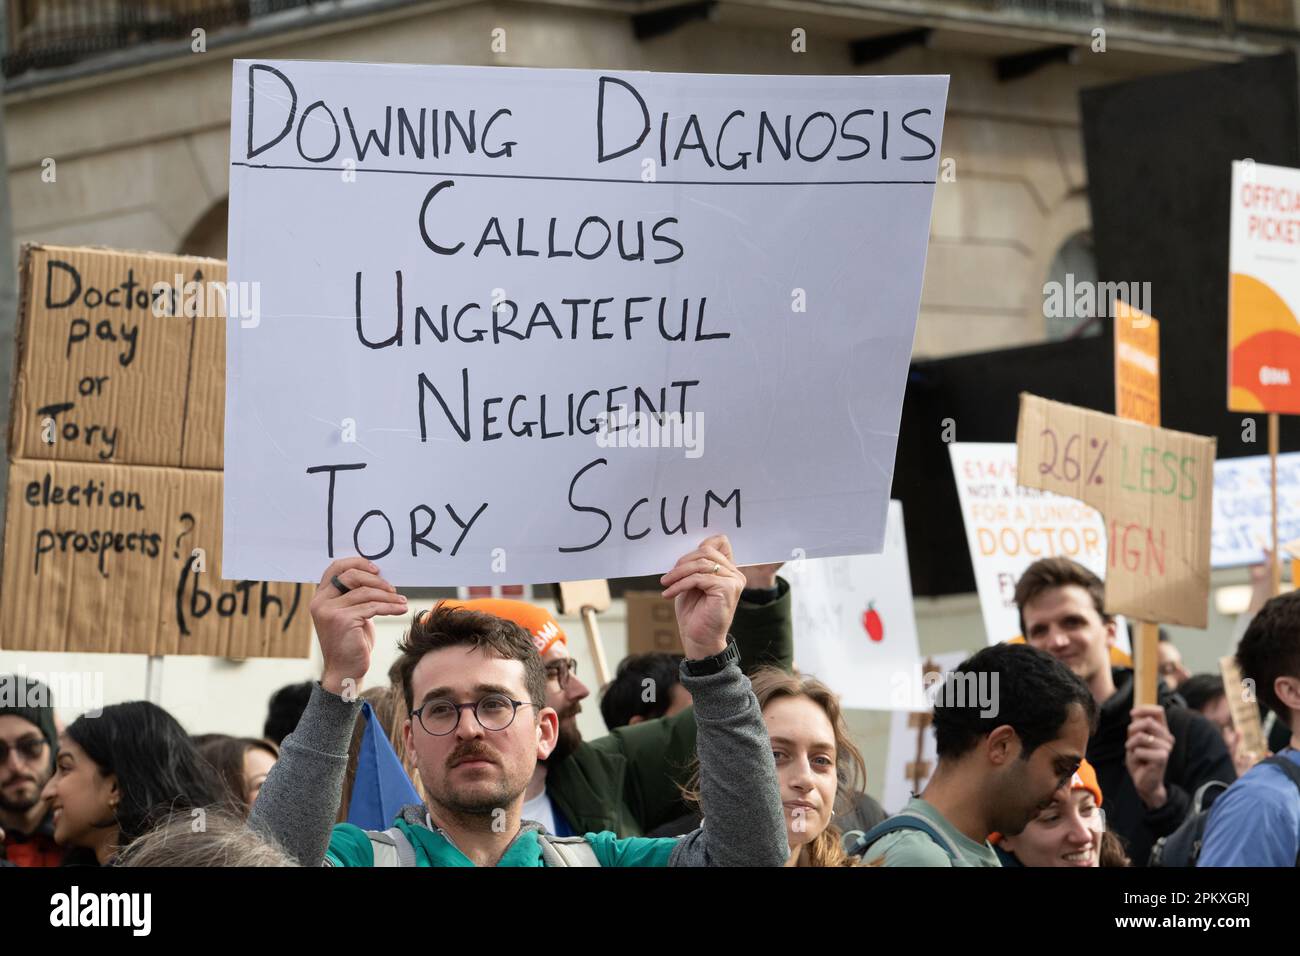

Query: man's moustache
left=447, top=746, right=499, bottom=768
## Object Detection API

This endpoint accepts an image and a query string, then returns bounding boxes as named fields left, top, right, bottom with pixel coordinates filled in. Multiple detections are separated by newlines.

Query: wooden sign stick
left=1271, top=412, right=1281, bottom=597
left=1133, top=621, right=1161, bottom=708
left=555, top=579, right=612, bottom=688
left=910, top=657, right=937, bottom=793
left=1112, top=311, right=1168, bottom=708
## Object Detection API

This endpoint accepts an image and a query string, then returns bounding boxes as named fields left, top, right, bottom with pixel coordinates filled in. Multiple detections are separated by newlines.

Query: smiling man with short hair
left=1015, top=556, right=1235, bottom=865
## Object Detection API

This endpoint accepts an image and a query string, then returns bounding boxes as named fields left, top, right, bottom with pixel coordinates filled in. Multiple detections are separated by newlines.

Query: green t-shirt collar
left=903, top=796, right=1001, bottom=866
left=396, top=815, right=546, bottom=867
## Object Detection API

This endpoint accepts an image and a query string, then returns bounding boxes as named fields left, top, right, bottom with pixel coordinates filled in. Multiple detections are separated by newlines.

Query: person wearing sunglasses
left=249, top=534, right=788, bottom=867
left=0, top=676, right=63, bottom=867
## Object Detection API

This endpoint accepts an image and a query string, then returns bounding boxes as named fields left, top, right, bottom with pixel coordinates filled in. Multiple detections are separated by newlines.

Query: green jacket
left=545, top=578, right=793, bottom=837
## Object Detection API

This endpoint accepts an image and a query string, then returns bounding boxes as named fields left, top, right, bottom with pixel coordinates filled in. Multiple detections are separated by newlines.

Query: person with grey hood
left=250, top=534, right=789, bottom=867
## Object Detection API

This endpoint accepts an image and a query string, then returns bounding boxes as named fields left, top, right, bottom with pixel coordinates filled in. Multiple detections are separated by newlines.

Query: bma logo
left=531, top=620, right=560, bottom=652
left=1259, top=366, right=1292, bottom=386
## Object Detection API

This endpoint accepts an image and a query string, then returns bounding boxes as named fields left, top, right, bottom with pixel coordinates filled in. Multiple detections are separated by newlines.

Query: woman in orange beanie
left=992, top=758, right=1130, bottom=867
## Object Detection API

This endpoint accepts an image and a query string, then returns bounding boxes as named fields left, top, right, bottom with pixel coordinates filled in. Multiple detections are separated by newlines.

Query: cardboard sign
left=10, top=245, right=225, bottom=469
left=949, top=442, right=1112, bottom=645
left=1114, top=302, right=1159, bottom=426
left=0, top=460, right=309, bottom=656
left=783, top=500, right=922, bottom=710
left=222, top=60, right=949, bottom=585
left=1016, top=394, right=1215, bottom=627
left=0, top=244, right=311, bottom=658
left=1211, top=452, right=1300, bottom=567
left=1220, top=654, right=1268, bottom=759
left=625, top=591, right=683, bottom=657
left=1228, top=161, right=1300, bottom=414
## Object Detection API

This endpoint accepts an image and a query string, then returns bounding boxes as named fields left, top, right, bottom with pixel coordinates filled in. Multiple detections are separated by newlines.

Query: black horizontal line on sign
left=229, top=161, right=936, bottom=186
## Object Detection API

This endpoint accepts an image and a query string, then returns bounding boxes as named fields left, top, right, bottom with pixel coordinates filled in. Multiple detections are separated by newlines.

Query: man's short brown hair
left=1237, top=591, right=1300, bottom=727
left=395, top=603, right=548, bottom=715
left=1014, top=557, right=1110, bottom=637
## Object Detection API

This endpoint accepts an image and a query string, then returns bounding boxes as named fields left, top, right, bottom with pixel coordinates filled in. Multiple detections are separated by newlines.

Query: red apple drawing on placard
left=862, top=603, right=884, bottom=642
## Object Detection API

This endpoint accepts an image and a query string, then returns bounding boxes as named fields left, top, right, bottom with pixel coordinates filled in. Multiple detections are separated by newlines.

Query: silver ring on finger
left=331, top=574, right=351, bottom=595
left=710, top=562, right=721, bottom=575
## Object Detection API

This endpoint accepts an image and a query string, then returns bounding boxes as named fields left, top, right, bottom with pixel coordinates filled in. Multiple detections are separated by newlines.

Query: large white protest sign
left=784, top=500, right=921, bottom=711
left=1212, top=452, right=1300, bottom=567
left=223, top=61, right=947, bottom=585
left=948, top=443, right=1128, bottom=653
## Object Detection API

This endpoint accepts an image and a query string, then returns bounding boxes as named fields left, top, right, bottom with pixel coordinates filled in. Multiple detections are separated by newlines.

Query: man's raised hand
left=1125, top=705, right=1174, bottom=810
left=311, top=558, right=408, bottom=697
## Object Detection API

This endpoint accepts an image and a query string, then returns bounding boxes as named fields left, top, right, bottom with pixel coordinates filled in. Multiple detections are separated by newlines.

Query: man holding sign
left=439, top=563, right=792, bottom=838
left=1013, top=393, right=1237, bottom=864
left=249, top=535, right=789, bottom=866
left=1015, top=558, right=1234, bottom=865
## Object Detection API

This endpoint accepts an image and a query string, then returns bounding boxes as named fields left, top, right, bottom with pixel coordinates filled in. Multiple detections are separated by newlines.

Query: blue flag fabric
left=347, top=700, right=421, bottom=830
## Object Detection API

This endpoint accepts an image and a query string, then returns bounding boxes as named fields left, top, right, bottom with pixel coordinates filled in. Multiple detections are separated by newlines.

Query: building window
left=1043, top=230, right=1102, bottom=341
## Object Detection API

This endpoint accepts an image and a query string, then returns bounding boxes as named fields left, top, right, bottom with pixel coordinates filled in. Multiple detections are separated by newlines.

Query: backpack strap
left=1261, top=754, right=1300, bottom=795
left=367, top=822, right=601, bottom=867
left=367, top=826, right=417, bottom=867
left=849, top=813, right=962, bottom=863
left=1190, top=778, right=1231, bottom=815
left=537, top=834, right=601, bottom=867
left=840, top=829, right=866, bottom=854
left=1260, top=756, right=1300, bottom=867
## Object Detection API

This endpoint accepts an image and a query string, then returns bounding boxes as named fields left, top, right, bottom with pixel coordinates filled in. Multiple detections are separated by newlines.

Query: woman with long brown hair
left=687, top=666, right=867, bottom=866
left=197, top=736, right=280, bottom=816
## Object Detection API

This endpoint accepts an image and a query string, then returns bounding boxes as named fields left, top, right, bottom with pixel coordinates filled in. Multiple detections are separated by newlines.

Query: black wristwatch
left=682, top=636, right=740, bottom=676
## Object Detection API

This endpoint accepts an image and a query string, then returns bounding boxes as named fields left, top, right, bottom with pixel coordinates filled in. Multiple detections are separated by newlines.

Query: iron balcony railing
left=3, top=0, right=327, bottom=79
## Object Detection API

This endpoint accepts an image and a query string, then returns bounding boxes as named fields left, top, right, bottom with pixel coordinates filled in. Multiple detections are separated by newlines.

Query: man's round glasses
left=410, top=693, right=533, bottom=736
left=545, top=657, right=579, bottom=689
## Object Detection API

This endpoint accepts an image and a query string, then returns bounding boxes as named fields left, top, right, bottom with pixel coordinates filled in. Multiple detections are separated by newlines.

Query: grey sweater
left=250, top=657, right=788, bottom=867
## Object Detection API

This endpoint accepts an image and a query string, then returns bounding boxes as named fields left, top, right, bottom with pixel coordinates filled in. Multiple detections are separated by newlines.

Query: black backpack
left=1149, top=756, right=1300, bottom=867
